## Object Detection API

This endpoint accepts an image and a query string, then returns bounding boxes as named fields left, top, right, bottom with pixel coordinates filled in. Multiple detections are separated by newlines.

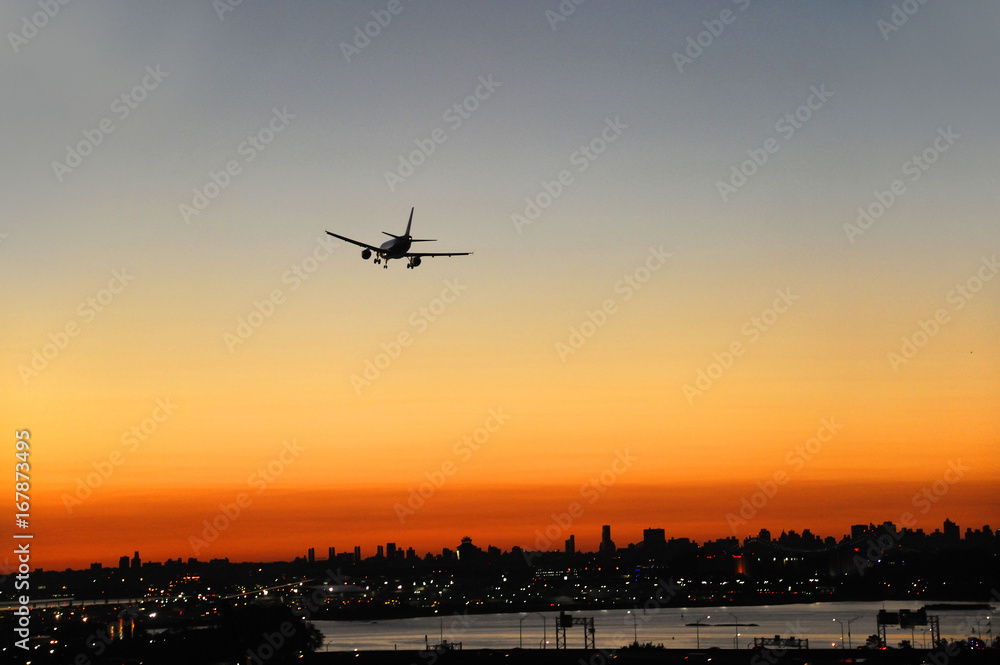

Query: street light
left=846, top=616, right=863, bottom=650
left=536, top=612, right=547, bottom=649
left=519, top=614, right=527, bottom=648
left=833, top=618, right=844, bottom=648
left=730, top=613, right=739, bottom=649
left=694, top=615, right=710, bottom=650
left=627, top=610, right=638, bottom=646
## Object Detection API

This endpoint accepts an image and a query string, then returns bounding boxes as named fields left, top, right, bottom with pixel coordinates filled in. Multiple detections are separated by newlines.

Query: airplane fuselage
left=378, top=236, right=411, bottom=259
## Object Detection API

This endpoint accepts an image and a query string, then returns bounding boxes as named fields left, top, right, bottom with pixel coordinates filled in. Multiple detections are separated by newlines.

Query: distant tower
left=354, top=545, right=361, bottom=563
left=387, top=543, right=397, bottom=559
left=119, top=555, right=130, bottom=570
left=599, top=525, right=615, bottom=555
left=565, top=534, right=575, bottom=555
left=328, top=547, right=336, bottom=560
left=758, top=528, right=772, bottom=543
left=376, top=545, right=384, bottom=558
left=943, top=518, right=960, bottom=543
left=643, top=528, right=666, bottom=549
left=308, top=548, right=315, bottom=564
left=457, top=536, right=479, bottom=561
left=131, top=551, right=141, bottom=569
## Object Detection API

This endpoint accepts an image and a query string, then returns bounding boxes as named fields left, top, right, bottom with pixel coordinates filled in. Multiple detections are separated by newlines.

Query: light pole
left=730, top=613, right=739, bottom=649
left=536, top=612, right=547, bottom=649
left=519, top=614, right=527, bottom=648
left=846, top=616, right=863, bottom=650
left=833, top=618, right=844, bottom=648
left=694, top=616, right=710, bottom=650
left=627, top=610, right=638, bottom=646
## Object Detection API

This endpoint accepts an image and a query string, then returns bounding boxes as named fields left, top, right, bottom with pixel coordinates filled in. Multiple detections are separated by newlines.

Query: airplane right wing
left=325, top=231, right=380, bottom=252
left=404, top=251, right=473, bottom=258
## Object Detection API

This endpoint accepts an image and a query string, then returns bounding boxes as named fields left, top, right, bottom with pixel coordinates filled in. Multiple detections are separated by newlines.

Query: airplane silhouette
left=325, top=208, right=472, bottom=269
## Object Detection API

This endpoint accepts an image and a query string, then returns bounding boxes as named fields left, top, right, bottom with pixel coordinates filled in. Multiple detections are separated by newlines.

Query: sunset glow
left=4, top=2, right=998, bottom=572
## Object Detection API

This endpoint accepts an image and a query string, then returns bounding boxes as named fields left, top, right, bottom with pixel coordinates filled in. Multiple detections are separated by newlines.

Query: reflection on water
left=314, top=601, right=992, bottom=651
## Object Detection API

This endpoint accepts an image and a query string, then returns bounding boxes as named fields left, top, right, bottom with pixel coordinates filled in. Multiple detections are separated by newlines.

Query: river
left=313, top=600, right=993, bottom=651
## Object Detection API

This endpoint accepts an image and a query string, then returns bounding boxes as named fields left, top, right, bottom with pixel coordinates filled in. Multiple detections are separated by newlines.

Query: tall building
left=354, top=546, right=361, bottom=563
left=599, top=525, right=615, bottom=555
left=307, top=548, right=315, bottom=563
left=118, top=555, right=129, bottom=570
left=643, top=528, right=666, bottom=549
left=457, top=537, right=480, bottom=561
left=328, top=547, right=336, bottom=560
left=131, top=551, right=141, bottom=569
left=943, top=518, right=960, bottom=543
left=565, top=534, right=575, bottom=555
left=387, top=543, right=397, bottom=559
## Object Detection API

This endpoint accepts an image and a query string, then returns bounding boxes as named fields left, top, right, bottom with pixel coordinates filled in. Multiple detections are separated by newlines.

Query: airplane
left=325, top=208, right=472, bottom=269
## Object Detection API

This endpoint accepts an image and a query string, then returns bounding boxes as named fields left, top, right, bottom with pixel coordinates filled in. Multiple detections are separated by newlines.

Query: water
left=313, top=601, right=993, bottom=651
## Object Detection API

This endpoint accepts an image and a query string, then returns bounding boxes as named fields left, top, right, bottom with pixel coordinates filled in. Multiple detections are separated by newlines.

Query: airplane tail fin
left=404, top=207, right=437, bottom=241
left=404, top=207, right=414, bottom=236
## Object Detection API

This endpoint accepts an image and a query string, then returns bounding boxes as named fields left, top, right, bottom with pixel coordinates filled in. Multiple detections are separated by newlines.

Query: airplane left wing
left=405, top=251, right=473, bottom=258
left=325, top=231, right=380, bottom=252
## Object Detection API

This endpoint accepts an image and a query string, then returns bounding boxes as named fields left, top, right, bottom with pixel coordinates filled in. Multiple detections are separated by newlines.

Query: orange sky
left=4, top=3, right=999, bottom=573
left=18, top=479, right=996, bottom=570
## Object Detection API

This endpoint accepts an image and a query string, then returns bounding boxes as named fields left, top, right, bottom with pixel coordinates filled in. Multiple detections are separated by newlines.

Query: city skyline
left=4, top=3, right=999, bottom=573
left=42, top=516, right=994, bottom=572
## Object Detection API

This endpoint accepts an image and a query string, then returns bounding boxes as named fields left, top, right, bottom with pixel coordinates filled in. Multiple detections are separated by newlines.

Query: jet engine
left=408, top=256, right=421, bottom=269
left=361, top=249, right=372, bottom=260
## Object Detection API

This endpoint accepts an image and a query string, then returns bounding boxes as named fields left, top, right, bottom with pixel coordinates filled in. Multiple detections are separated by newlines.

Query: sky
left=2, top=1, right=998, bottom=571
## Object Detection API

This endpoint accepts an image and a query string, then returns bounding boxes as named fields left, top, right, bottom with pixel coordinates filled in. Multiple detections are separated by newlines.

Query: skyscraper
left=599, top=525, right=615, bottom=555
